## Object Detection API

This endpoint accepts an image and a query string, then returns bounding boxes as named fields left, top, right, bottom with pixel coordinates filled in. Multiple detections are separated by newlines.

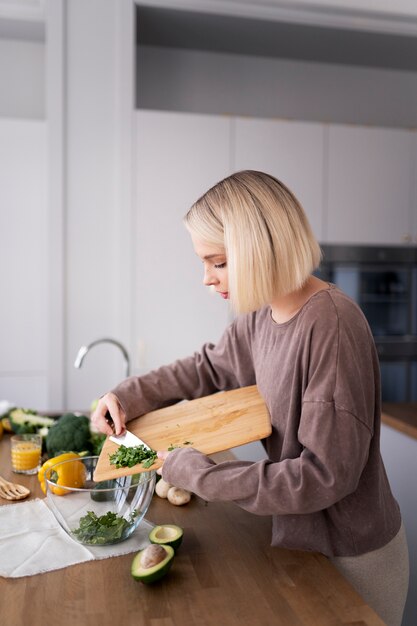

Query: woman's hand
left=90, top=392, right=126, bottom=436
left=156, top=450, right=170, bottom=475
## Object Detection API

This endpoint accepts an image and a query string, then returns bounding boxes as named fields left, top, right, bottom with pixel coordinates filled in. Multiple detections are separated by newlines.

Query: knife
left=105, top=411, right=151, bottom=450
left=109, top=429, right=151, bottom=450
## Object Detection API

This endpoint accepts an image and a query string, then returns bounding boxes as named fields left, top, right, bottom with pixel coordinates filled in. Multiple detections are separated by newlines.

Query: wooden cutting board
left=93, top=385, right=271, bottom=481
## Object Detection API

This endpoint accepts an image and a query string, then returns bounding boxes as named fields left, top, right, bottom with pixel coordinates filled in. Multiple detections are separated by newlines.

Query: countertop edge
left=381, top=403, right=417, bottom=441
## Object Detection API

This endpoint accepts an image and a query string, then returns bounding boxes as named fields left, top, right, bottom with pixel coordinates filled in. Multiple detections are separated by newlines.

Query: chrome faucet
left=74, top=338, right=131, bottom=378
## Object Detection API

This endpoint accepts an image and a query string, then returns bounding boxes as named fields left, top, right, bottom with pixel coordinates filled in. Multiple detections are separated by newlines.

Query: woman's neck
left=270, top=276, right=329, bottom=324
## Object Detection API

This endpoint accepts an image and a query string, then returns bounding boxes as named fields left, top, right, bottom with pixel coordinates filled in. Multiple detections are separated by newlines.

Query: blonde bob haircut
left=184, top=170, right=322, bottom=314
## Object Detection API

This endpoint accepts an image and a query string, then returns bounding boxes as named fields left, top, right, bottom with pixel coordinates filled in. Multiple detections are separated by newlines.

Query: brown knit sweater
left=112, top=285, right=401, bottom=557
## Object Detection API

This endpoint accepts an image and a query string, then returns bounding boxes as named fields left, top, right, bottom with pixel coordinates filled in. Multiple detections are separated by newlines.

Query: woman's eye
left=214, top=262, right=227, bottom=269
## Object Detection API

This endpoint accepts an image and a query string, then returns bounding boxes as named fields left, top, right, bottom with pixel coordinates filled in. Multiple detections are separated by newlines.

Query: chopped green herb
left=167, top=441, right=193, bottom=451
left=72, top=510, right=137, bottom=545
left=109, top=444, right=157, bottom=469
left=141, top=456, right=156, bottom=469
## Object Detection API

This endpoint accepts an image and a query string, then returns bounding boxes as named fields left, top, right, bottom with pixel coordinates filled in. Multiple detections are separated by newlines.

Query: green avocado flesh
left=131, top=544, right=174, bottom=584
left=149, top=524, right=183, bottom=551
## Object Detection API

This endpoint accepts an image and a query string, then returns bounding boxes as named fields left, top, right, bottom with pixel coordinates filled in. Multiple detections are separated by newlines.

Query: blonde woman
left=92, top=171, right=408, bottom=626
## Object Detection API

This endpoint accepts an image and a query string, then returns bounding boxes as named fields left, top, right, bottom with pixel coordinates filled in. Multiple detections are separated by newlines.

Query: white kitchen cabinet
left=326, top=124, right=414, bottom=244
left=134, top=110, right=232, bottom=374
left=0, top=119, right=48, bottom=407
left=233, top=117, right=326, bottom=241
left=380, top=424, right=417, bottom=626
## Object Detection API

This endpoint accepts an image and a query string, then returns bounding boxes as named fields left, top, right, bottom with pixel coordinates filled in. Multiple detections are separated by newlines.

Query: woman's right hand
left=90, top=392, right=127, bottom=436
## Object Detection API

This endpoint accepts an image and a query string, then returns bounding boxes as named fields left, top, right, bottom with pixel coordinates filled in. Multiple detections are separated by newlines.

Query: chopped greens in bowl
left=72, top=510, right=138, bottom=545
left=45, top=456, right=155, bottom=546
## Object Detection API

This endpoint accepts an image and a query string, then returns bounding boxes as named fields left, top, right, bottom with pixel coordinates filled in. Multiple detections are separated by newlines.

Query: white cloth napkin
left=0, top=498, right=153, bottom=578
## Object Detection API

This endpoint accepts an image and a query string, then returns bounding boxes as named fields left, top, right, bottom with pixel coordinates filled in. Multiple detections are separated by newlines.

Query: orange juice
left=11, top=435, right=42, bottom=474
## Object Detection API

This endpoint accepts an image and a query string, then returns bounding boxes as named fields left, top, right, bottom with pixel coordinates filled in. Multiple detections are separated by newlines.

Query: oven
left=316, top=245, right=417, bottom=402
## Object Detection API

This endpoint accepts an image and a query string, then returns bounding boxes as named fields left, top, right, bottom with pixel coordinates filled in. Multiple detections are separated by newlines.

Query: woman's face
left=191, top=233, right=229, bottom=300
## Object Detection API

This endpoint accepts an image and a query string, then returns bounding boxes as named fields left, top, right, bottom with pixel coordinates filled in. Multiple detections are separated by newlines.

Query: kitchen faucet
left=74, top=338, right=131, bottom=378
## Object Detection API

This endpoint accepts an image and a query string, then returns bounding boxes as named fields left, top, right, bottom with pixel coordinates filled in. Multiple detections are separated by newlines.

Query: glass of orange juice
left=11, top=434, right=42, bottom=474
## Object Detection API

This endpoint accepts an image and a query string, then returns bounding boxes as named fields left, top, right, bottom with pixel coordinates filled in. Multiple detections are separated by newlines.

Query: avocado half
left=131, top=544, right=175, bottom=584
left=149, top=524, right=183, bottom=551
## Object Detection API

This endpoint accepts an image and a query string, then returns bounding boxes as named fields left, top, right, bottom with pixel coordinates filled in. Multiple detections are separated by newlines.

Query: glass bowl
left=45, top=456, right=156, bottom=546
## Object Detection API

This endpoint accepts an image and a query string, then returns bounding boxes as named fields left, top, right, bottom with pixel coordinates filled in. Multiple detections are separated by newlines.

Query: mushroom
left=167, top=486, right=192, bottom=506
left=155, top=478, right=172, bottom=498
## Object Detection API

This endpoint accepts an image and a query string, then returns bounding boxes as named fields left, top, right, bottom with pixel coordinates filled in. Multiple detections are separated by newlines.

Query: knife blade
left=105, top=411, right=151, bottom=450
left=109, top=429, right=151, bottom=450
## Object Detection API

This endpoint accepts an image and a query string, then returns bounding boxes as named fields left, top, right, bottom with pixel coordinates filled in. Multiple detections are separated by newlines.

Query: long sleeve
left=115, top=287, right=401, bottom=557
left=161, top=401, right=372, bottom=516
left=162, top=290, right=377, bottom=517
left=110, top=316, right=255, bottom=421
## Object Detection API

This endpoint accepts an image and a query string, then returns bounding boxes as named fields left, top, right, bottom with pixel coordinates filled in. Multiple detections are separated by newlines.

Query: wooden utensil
left=94, top=385, right=271, bottom=482
left=0, top=475, right=30, bottom=500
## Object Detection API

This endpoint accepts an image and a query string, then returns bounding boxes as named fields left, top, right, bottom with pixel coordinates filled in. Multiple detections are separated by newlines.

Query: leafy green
left=9, top=408, right=55, bottom=435
left=72, top=510, right=137, bottom=545
left=90, top=432, right=106, bottom=455
left=8, top=408, right=107, bottom=457
left=168, top=441, right=193, bottom=451
left=109, top=444, right=157, bottom=469
left=141, top=456, right=157, bottom=469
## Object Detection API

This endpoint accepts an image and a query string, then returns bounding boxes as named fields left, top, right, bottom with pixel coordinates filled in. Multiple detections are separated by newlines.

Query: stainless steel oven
left=316, top=245, right=417, bottom=402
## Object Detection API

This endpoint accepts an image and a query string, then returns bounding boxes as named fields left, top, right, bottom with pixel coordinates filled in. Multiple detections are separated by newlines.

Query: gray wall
left=137, top=44, right=417, bottom=129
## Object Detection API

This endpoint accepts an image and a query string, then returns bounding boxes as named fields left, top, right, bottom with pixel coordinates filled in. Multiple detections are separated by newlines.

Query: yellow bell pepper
left=38, top=452, right=85, bottom=496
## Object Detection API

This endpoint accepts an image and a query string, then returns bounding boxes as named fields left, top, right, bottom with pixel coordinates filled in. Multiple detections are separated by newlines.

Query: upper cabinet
left=234, top=117, right=325, bottom=241
left=234, top=117, right=417, bottom=247
left=326, top=125, right=415, bottom=245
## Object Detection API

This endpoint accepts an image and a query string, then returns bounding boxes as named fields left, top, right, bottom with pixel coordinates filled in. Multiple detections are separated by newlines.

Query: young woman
left=92, top=170, right=409, bottom=626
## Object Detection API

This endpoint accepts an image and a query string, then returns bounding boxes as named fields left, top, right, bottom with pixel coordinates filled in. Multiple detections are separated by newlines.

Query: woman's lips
left=218, top=292, right=229, bottom=299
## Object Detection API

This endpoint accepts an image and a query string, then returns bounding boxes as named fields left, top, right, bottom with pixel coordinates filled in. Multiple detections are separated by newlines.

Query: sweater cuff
left=161, top=447, right=214, bottom=490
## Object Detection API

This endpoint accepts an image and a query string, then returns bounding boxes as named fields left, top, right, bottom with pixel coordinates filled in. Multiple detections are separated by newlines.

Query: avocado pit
left=141, top=544, right=167, bottom=569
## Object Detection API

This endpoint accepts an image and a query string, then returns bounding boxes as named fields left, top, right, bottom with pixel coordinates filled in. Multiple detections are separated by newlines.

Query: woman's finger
left=105, top=394, right=126, bottom=436
left=91, top=393, right=126, bottom=436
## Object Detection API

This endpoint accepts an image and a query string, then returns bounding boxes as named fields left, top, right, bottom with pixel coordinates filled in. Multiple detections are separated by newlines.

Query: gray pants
left=330, top=521, right=409, bottom=626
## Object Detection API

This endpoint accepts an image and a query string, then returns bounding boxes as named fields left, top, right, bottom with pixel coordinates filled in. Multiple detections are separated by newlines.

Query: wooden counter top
left=382, top=403, right=417, bottom=440
left=0, top=434, right=385, bottom=626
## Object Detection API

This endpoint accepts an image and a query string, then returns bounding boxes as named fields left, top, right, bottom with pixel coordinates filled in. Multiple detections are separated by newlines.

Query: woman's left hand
left=156, top=450, right=170, bottom=475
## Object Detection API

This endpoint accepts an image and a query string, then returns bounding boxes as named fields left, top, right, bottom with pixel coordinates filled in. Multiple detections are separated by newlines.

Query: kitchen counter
left=0, top=434, right=385, bottom=626
left=382, top=403, right=417, bottom=440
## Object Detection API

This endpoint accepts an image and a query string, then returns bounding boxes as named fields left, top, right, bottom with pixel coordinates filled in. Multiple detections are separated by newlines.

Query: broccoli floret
left=45, top=413, right=92, bottom=457
left=90, top=432, right=106, bottom=455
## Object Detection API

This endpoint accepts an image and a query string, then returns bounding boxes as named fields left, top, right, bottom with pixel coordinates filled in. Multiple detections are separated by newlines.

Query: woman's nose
left=203, top=267, right=219, bottom=286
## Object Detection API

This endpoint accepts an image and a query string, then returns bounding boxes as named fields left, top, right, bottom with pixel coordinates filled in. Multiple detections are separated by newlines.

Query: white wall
left=0, top=39, right=45, bottom=118
left=133, top=110, right=232, bottom=375
left=64, top=0, right=127, bottom=411
left=0, top=118, right=48, bottom=408
left=0, top=1, right=133, bottom=412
